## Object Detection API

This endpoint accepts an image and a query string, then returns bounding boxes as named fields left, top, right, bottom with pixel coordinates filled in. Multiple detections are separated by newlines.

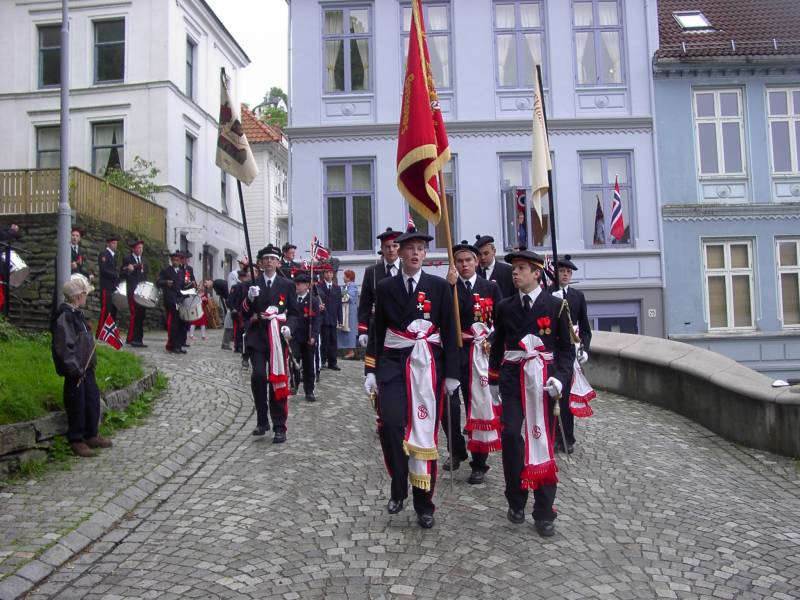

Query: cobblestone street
left=1, top=330, right=800, bottom=599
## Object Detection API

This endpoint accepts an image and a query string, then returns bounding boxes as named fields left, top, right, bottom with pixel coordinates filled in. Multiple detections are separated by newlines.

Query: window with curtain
left=322, top=6, right=371, bottom=93
left=580, top=153, right=633, bottom=248
left=324, top=160, right=375, bottom=252
left=572, top=0, right=623, bottom=86
left=186, top=37, right=196, bottom=99
left=703, top=240, right=754, bottom=330
left=499, top=155, right=551, bottom=251
left=493, top=1, right=546, bottom=88
left=401, top=2, right=452, bottom=91
left=777, top=238, right=800, bottom=327
left=36, top=126, right=61, bottom=169
left=407, top=159, right=457, bottom=249
left=94, top=19, right=125, bottom=83
left=767, top=88, right=800, bottom=175
left=91, top=121, right=123, bottom=175
left=694, top=89, right=746, bottom=177
left=185, top=134, right=195, bottom=197
left=38, top=24, right=61, bottom=88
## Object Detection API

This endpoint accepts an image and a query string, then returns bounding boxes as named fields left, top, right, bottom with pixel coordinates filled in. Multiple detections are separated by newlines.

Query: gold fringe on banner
left=403, top=441, right=440, bottom=461
left=409, top=473, right=432, bottom=491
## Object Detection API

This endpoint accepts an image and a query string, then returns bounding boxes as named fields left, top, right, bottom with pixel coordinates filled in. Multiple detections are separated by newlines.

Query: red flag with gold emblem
left=397, top=0, right=450, bottom=225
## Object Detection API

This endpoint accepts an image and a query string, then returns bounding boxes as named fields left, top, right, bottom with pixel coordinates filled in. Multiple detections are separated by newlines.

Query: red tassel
left=465, top=417, right=501, bottom=432
left=520, top=460, right=558, bottom=491
left=467, top=438, right=502, bottom=454
left=570, top=404, right=594, bottom=417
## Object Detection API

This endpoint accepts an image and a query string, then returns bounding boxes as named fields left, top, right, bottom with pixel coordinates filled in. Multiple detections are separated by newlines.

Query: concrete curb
left=586, top=331, right=800, bottom=457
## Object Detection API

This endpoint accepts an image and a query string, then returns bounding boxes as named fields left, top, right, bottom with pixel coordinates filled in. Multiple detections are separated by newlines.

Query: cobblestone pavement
left=1, top=329, right=799, bottom=599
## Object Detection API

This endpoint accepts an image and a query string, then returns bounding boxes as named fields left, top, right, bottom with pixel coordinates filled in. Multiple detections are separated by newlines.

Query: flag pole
left=437, top=171, right=462, bottom=348
left=237, top=179, right=256, bottom=283
left=536, top=65, right=558, bottom=291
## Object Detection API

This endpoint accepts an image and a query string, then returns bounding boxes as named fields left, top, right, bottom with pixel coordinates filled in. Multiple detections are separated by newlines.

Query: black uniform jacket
left=367, top=271, right=459, bottom=383
left=488, top=291, right=575, bottom=400
left=156, top=265, right=184, bottom=306
left=121, top=254, right=147, bottom=295
left=278, top=259, right=299, bottom=279
left=453, top=276, right=502, bottom=368
left=242, top=274, right=299, bottom=351
left=548, top=284, right=592, bottom=350
left=357, top=260, right=400, bottom=334
left=316, top=281, right=343, bottom=326
left=478, top=260, right=515, bottom=299
left=97, top=249, right=119, bottom=291
left=229, top=282, right=246, bottom=316
left=71, top=246, right=88, bottom=276
left=291, top=294, right=321, bottom=344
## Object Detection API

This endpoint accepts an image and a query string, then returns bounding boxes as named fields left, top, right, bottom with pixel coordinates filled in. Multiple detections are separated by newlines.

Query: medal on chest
left=537, top=315, right=552, bottom=336
left=416, top=291, right=431, bottom=320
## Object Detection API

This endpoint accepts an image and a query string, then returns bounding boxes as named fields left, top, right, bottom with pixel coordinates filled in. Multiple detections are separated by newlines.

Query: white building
left=241, top=106, right=289, bottom=251
left=287, top=0, right=666, bottom=337
left=0, top=0, right=250, bottom=281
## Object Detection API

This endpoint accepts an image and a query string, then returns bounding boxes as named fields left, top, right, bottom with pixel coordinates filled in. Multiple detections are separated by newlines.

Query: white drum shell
left=112, top=281, right=128, bottom=310
left=178, top=295, right=203, bottom=322
left=1, top=251, right=29, bottom=288
left=133, top=281, right=160, bottom=308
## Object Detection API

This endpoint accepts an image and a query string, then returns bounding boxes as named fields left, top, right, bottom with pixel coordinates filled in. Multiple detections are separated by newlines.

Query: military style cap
left=257, top=244, right=282, bottom=259
left=129, top=240, right=144, bottom=249
left=474, top=234, right=494, bottom=249
left=376, top=227, right=402, bottom=241
left=555, top=254, right=578, bottom=271
left=282, top=243, right=297, bottom=252
left=293, top=272, right=311, bottom=284
left=169, top=250, right=182, bottom=258
left=452, top=240, right=479, bottom=257
left=106, top=235, right=120, bottom=242
left=395, top=227, right=433, bottom=245
left=504, top=246, right=545, bottom=268
left=180, top=251, right=192, bottom=259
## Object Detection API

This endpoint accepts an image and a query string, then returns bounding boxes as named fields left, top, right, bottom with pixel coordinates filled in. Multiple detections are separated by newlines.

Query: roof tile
left=240, top=105, right=283, bottom=144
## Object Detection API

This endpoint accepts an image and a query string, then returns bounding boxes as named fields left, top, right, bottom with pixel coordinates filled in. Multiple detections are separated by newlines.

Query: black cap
left=237, top=268, right=249, bottom=277
left=257, top=244, right=282, bottom=259
left=376, top=227, right=402, bottom=242
left=294, top=272, right=311, bottom=284
left=474, top=234, right=494, bottom=249
left=181, top=251, right=192, bottom=259
left=281, top=243, right=297, bottom=253
left=395, top=227, right=433, bottom=245
left=129, top=240, right=144, bottom=248
left=169, top=250, right=182, bottom=258
left=555, top=254, right=578, bottom=271
left=504, top=246, right=544, bottom=268
left=106, top=235, right=120, bottom=242
left=452, top=240, right=479, bottom=257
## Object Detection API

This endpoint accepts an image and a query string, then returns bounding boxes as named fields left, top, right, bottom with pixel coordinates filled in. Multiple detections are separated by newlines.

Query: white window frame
left=776, top=237, right=800, bottom=328
left=400, top=1, right=453, bottom=92
left=186, top=36, right=197, bottom=99
left=767, top=87, right=800, bottom=176
left=321, top=4, right=373, bottom=95
left=702, top=239, right=755, bottom=331
left=185, top=133, right=195, bottom=198
left=693, top=88, right=747, bottom=178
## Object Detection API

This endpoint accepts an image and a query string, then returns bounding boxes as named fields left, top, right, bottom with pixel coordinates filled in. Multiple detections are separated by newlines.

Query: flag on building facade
left=311, top=235, right=331, bottom=261
left=610, top=176, right=625, bottom=241
left=593, top=195, right=606, bottom=245
left=530, top=64, right=552, bottom=225
left=396, top=0, right=451, bottom=225
left=215, top=70, right=258, bottom=185
left=98, top=314, right=123, bottom=350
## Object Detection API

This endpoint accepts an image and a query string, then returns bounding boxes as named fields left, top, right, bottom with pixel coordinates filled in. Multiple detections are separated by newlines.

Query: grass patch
left=0, top=318, right=144, bottom=425
left=99, top=374, right=167, bottom=437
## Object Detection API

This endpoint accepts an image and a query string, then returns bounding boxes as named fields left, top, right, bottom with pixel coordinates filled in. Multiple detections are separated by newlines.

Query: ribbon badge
left=537, top=316, right=552, bottom=336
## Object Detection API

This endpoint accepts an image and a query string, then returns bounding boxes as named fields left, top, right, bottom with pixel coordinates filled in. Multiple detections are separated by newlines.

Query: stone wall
left=1, top=214, right=169, bottom=332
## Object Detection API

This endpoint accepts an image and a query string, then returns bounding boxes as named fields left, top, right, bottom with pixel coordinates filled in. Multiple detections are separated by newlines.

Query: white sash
left=260, top=306, right=289, bottom=400
left=462, top=323, right=501, bottom=453
left=570, top=325, right=596, bottom=417
left=383, top=319, right=441, bottom=491
left=503, top=334, right=558, bottom=490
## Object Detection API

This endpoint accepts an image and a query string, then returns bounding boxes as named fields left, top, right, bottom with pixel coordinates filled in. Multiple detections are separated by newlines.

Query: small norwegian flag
left=610, top=176, right=625, bottom=241
left=311, top=235, right=331, bottom=261
left=98, top=314, right=123, bottom=350
left=407, top=214, right=416, bottom=231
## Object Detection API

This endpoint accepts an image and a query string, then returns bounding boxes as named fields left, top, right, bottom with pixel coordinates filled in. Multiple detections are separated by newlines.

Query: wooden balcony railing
left=0, top=168, right=166, bottom=243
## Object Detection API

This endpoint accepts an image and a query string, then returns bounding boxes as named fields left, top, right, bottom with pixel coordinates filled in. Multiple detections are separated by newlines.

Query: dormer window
left=673, top=11, right=713, bottom=31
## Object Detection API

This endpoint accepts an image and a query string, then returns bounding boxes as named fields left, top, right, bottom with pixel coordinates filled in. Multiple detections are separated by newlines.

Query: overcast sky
left=204, top=0, right=289, bottom=108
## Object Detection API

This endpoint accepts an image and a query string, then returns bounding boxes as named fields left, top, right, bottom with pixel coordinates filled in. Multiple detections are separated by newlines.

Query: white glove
left=552, top=289, right=563, bottom=299
left=545, top=377, right=562, bottom=399
left=247, top=285, right=260, bottom=300
left=577, top=348, right=589, bottom=365
left=280, top=326, right=291, bottom=340
left=358, top=334, right=369, bottom=348
left=445, top=378, right=460, bottom=394
left=364, top=373, right=377, bottom=395
left=490, top=385, right=501, bottom=407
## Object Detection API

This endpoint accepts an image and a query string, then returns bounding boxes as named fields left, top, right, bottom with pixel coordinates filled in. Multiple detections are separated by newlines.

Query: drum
left=133, top=281, right=160, bottom=308
left=1, top=250, right=29, bottom=288
left=178, top=295, right=203, bottom=322
left=112, top=281, right=128, bottom=310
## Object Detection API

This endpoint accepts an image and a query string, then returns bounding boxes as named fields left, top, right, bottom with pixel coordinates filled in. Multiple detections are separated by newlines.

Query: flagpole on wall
left=536, top=64, right=559, bottom=291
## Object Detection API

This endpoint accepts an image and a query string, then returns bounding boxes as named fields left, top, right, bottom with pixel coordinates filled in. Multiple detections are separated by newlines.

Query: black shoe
left=566, top=443, right=575, bottom=455
left=507, top=508, right=525, bottom=524
left=443, top=456, right=462, bottom=472
left=534, top=520, right=555, bottom=537
left=178, top=349, right=188, bottom=354
left=417, top=513, right=434, bottom=529
left=252, top=426, right=267, bottom=436
left=273, top=431, right=286, bottom=444
left=306, top=393, right=316, bottom=402
left=234, top=348, right=242, bottom=354
left=329, top=365, right=341, bottom=371
left=241, top=357, right=249, bottom=368
left=467, top=469, right=485, bottom=485
left=387, top=499, right=404, bottom=514
left=166, top=348, right=179, bottom=354
left=221, top=345, right=230, bottom=350
left=129, top=341, right=146, bottom=348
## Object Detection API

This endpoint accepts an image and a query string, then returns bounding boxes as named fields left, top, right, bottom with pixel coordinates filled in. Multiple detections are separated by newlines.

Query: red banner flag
left=397, top=0, right=451, bottom=225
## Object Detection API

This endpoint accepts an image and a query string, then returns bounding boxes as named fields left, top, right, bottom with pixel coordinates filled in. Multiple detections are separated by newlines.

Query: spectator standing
left=337, top=269, right=359, bottom=359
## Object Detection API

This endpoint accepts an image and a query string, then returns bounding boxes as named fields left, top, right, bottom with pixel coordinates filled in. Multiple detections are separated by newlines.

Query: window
left=220, top=169, right=228, bottom=214
left=573, top=0, right=624, bottom=86
left=673, top=11, right=713, bottom=31
left=185, top=134, right=195, bottom=197
left=703, top=240, right=754, bottom=330
left=186, top=37, right=196, bottom=99
left=402, top=2, right=452, bottom=90
left=500, top=155, right=551, bottom=250
left=322, top=6, right=371, bottom=93
left=693, top=89, right=746, bottom=176
left=587, top=301, right=640, bottom=334
left=493, top=1, right=545, bottom=88
left=38, top=24, right=61, bottom=88
left=36, top=126, right=60, bottom=168
left=767, top=88, right=800, bottom=175
left=580, top=153, right=632, bottom=247
left=94, top=19, right=125, bottom=83
left=324, top=160, right=374, bottom=252
left=91, top=121, right=123, bottom=175
left=777, top=239, right=800, bottom=327
left=408, top=159, right=457, bottom=249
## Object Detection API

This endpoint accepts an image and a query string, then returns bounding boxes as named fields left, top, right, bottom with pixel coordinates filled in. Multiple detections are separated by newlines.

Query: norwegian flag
left=610, top=176, right=625, bottom=241
left=98, top=314, right=123, bottom=350
left=311, top=235, right=331, bottom=261
left=407, top=214, right=416, bottom=231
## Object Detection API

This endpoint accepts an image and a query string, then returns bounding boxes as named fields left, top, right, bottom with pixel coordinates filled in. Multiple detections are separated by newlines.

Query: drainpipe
left=56, top=0, right=71, bottom=296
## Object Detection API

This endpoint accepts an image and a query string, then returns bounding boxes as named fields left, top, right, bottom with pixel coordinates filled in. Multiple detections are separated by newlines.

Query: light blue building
left=286, top=0, right=665, bottom=336
left=655, top=0, right=800, bottom=377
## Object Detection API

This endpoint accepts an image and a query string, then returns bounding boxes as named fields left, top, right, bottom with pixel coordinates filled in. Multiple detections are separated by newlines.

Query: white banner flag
left=530, top=65, right=552, bottom=225
left=215, top=70, right=258, bottom=185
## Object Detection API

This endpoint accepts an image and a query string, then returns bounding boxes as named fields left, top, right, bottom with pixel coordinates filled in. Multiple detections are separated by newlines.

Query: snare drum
left=133, top=281, right=160, bottom=308
left=178, top=295, right=203, bottom=322
left=0, top=250, right=29, bottom=288
left=112, top=281, right=128, bottom=310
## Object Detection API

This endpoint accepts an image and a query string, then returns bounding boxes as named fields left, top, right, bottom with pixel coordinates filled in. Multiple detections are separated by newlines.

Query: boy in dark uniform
left=489, top=248, right=575, bottom=537
left=475, top=234, right=515, bottom=298
left=290, top=272, right=321, bottom=401
left=157, top=251, right=186, bottom=353
left=96, top=236, right=120, bottom=338
left=229, top=269, right=250, bottom=354
left=121, top=240, right=147, bottom=347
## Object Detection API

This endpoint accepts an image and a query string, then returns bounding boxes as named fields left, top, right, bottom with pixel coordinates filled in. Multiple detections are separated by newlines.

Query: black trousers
left=126, top=294, right=145, bottom=344
left=233, top=317, right=245, bottom=351
left=500, top=388, right=557, bottom=521
left=63, top=371, right=101, bottom=442
left=250, top=350, right=289, bottom=432
left=556, top=379, right=576, bottom=445
left=441, top=359, right=489, bottom=471
left=165, top=303, right=181, bottom=350
left=290, top=339, right=315, bottom=394
left=96, top=289, right=118, bottom=338
left=320, top=324, right=338, bottom=367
